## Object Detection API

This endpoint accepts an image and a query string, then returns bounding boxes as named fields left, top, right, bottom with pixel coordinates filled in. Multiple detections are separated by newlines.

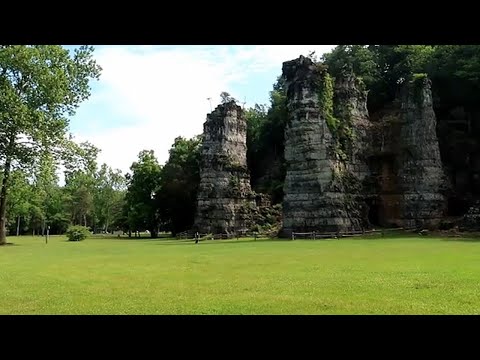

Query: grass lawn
left=1, top=233, right=480, bottom=314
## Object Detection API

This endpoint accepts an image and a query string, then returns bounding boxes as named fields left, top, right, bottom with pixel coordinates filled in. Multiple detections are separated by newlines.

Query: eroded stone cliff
left=193, top=101, right=256, bottom=234
left=397, top=76, right=449, bottom=228
left=369, top=76, right=449, bottom=229
left=281, top=56, right=366, bottom=235
left=280, top=56, right=449, bottom=235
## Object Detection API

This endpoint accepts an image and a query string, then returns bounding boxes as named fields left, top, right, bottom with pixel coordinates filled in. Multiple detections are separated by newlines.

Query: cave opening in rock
left=365, top=199, right=381, bottom=227
left=447, top=196, right=469, bottom=216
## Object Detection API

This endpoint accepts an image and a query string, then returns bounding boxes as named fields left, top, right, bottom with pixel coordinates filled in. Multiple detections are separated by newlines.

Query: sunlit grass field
left=1, top=233, right=480, bottom=314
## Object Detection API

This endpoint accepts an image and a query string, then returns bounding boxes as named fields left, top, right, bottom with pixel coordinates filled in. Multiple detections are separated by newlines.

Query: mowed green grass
left=1, top=234, right=480, bottom=314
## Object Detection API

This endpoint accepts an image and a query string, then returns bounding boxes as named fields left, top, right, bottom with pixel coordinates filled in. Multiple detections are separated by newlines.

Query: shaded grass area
left=1, top=234, right=480, bottom=314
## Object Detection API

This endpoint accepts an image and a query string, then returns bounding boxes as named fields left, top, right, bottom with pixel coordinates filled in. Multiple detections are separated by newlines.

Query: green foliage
left=322, top=45, right=381, bottom=92
left=220, top=91, right=236, bottom=104
left=323, top=45, right=435, bottom=112
left=411, top=73, right=428, bottom=105
left=412, top=73, right=428, bottom=82
left=94, top=164, right=126, bottom=233
left=318, top=72, right=339, bottom=131
left=0, top=45, right=101, bottom=244
left=245, top=76, right=288, bottom=204
left=155, top=136, right=201, bottom=235
left=124, top=150, right=162, bottom=238
left=66, top=225, right=90, bottom=241
left=63, top=141, right=101, bottom=229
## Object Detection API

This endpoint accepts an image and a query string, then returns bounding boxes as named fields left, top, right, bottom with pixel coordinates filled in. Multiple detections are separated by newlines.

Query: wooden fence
left=290, top=227, right=415, bottom=240
left=175, top=227, right=417, bottom=242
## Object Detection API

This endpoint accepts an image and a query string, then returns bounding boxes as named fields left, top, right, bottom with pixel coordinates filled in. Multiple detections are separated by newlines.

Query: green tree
left=0, top=45, right=101, bottom=244
left=124, top=150, right=162, bottom=238
left=245, top=76, right=288, bottom=203
left=156, top=136, right=201, bottom=235
left=94, top=164, right=126, bottom=233
left=31, top=152, right=60, bottom=235
left=63, top=141, right=100, bottom=229
left=220, top=91, right=236, bottom=104
left=5, top=169, right=31, bottom=236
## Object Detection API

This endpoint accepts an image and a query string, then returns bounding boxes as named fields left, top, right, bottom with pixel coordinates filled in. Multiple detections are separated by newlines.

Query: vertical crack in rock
left=333, top=67, right=372, bottom=230
left=334, top=67, right=371, bottom=182
left=397, top=76, right=449, bottom=229
left=193, top=101, right=256, bottom=235
left=281, top=56, right=366, bottom=236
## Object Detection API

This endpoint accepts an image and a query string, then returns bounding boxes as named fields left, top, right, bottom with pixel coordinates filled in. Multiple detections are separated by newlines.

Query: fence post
left=292, top=232, right=295, bottom=241
left=313, top=231, right=316, bottom=240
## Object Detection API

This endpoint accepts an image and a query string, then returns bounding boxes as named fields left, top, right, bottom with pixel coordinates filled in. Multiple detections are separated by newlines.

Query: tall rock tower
left=397, top=76, right=448, bottom=228
left=194, top=101, right=256, bottom=235
left=281, top=56, right=367, bottom=236
left=368, top=75, right=449, bottom=229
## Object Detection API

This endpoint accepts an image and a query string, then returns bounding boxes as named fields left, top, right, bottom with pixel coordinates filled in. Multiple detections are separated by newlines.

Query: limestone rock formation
left=281, top=56, right=366, bottom=236
left=333, top=68, right=373, bottom=230
left=333, top=67, right=371, bottom=182
left=397, top=76, right=448, bottom=228
left=193, top=101, right=256, bottom=235
left=369, top=76, right=449, bottom=229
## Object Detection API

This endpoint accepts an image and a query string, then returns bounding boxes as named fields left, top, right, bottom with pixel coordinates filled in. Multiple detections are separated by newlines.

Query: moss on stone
left=315, top=66, right=364, bottom=164
left=318, top=72, right=340, bottom=132
left=411, top=73, right=428, bottom=106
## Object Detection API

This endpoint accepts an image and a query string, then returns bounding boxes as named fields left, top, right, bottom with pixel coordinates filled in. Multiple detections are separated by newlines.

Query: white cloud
left=69, top=45, right=336, bottom=174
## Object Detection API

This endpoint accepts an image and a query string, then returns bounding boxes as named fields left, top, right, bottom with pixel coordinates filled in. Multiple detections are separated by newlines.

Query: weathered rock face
left=460, top=200, right=480, bottom=231
left=333, top=69, right=373, bottom=230
left=333, top=68, right=372, bottom=183
left=253, top=193, right=283, bottom=235
left=369, top=77, right=449, bottom=229
left=396, top=77, right=448, bottom=228
left=193, top=101, right=256, bottom=234
left=436, top=105, right=480, bottom=218
left=281, top=56, right=366, bottom=235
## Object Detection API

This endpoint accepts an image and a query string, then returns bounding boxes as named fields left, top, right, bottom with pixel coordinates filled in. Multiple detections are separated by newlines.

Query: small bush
left=66, top=225, right=91, bottom=242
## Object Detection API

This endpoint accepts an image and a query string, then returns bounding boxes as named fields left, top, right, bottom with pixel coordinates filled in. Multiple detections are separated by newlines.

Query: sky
left=67, top=45, right=336, bottom=175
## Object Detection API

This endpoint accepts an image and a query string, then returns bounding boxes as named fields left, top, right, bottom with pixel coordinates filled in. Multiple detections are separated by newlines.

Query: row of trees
left=3, top=135, right=201, bottom=238
left=6, top=146, right=126, bottom=236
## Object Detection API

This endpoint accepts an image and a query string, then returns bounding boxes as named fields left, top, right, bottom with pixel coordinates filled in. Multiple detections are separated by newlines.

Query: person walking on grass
left=195, top=232, right=199, bottom=244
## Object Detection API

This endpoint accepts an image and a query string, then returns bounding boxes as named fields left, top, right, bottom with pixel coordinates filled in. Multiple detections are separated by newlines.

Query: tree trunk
left=105, top=207, right=110, bottom=233
left=150, top=229, right=158, bottom=238
left=0, top=155, right=12, bottom=245
left=16, top=216, right=20, bottom=236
